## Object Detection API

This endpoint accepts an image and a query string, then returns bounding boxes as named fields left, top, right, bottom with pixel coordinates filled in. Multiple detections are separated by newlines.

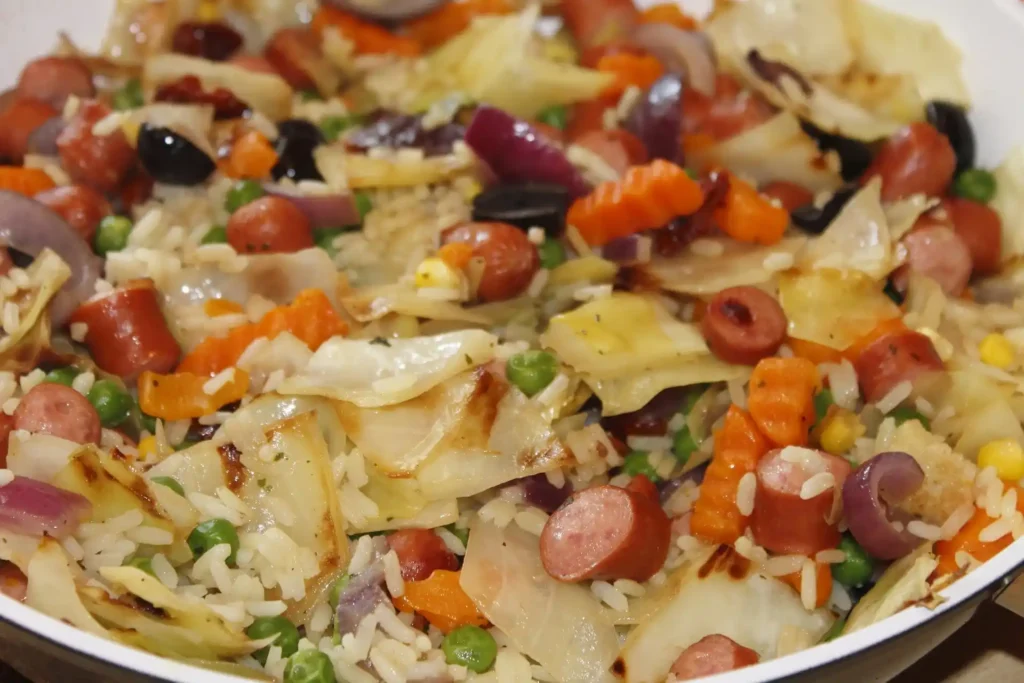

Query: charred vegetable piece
left=272, top=119, right=326, bottom=182
left=471, top=183, right=570, bottom=235
left=800, top=121, right=873, bottom=182
left=790, top=185, right=858, bottom=234
left=926, top=100, right=975, bottom=175
left=137, top=125, right=215, bottom=186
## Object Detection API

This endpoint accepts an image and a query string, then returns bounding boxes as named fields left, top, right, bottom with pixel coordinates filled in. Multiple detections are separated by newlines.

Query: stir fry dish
left=0, top=0, right=1021, bottom=681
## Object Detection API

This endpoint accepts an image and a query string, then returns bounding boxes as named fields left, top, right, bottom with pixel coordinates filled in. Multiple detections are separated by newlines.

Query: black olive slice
left=926, top=100, right=975, bottom=175
left=471, top=183, right=570, bottom=235
left=137, top=124, right=215, bottom=186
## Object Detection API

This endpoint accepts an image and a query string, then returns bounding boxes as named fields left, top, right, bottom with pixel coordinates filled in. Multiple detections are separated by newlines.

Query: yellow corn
left=196, top=0, right=221, bottom=21
left=978, top=439, right=1024, bottom=483
left=414, top=257, right=462, bottom=290
left=819, top=409, right=865, bottom=456
left=138, top=435, right=158, bottom=461
left=459, top=178, right=483, bottom=202
left=980, top=333, right=1016, bottom=369
left=120, top=118, right=141, bottom=147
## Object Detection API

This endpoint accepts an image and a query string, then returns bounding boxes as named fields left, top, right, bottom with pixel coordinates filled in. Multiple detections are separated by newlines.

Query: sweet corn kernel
left=120, top=118, right=141, bottom=147
left=138, top=435, right=158, bottom=461
left=978, top=439, right=1024, bottom=482
left=414, top=257, right=462, bottom=290
left=980, top=333, right=1016, bottom=369
left=819, top=410, right=865, bottom=456
left=196, top=0, right=221, bottom=21
left=460, top=178, right=482, bottom=202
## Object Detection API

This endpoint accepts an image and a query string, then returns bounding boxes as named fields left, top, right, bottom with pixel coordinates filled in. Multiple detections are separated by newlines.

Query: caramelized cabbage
left=844, top=544, right=937, bottom=634
left=0, top=250, right=70, bottom=374
left=800, top=178, right=893, bottom=279
left=25, top=538, right=108, bottom=637
left=589, top=358, right=751, bottom=416
left=341, top=284, right=489, bottom=325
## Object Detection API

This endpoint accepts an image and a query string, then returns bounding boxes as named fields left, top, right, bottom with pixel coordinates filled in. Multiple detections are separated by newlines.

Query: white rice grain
left=71, top=370, right=96, bottom=396
left=1001, top=488, right=1019, bottom=521
left=800, top=559, right=817, bottom=611
left=19, top=368, right=45, bottom=394
left=736, top=472, right=757, bottom=516
left=382, top=550, right=405, bottom=597
left=907, top=520, right=942, bottom=541
left=436, top=527, right=466, bottom=556
left=526, top=269, right=550, bottom=298
left=979, top=518, right=1014, bottom=543
left=627, top=435, right=673, bottom=452
left=766, top=555, right=807, bottom=577
left=91, top=111, right=125, bottom=136
left=689, top=239, right=725, bottom=258
left=125, top=526, right=174, bottom=546
left=800, top=472, right=836, bottom=500
left=375, top=604, right=419, bottom=644
left=875, top=380, right=913, bottom=415
left=815, top=549, right=847, bottom=564
left=69, top=322, right=89, bottom=342
left=203, top=367, right=237, bottom=395
left=150, top=553, right=177, bottom=588
left=527, top=227, right=546, bottom=245
left=478, top=498, right=518, bottom=529
left=368, top=647, right=406, bottom=683
left=592, top=580, right=629, bottom=611
left=514, top=507, right=549, bottom=536
left=940, top=503, right=977, bottom=540
left=246, top=600, right=288, bottom=618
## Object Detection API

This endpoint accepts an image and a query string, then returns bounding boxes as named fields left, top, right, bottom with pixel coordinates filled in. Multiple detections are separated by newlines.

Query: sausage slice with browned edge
left=891, top=224, right=972, bottom=297
left=14, top=383, right=101, bottom=445
left=57, top=100, right=136, bottom=193
left=702, top=286, right=787, bottom=365
left=853, top=329, right=944, bottom=404
left=862, top=122, right=956, bottom=202
left=750, top=448, right=851, bottom=555
left=940, top=197, right=1003, bottom=276
left=540, top=477, right=671, bottom=583
left=69, top=279, right=181, bottom=380
left=670, top=635, right=760, bottom=681
left=387, top=529, right=459, bottom=582
left=16, top=56, right=95, bottom=109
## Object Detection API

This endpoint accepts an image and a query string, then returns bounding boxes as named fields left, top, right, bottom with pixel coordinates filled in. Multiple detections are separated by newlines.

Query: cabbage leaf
left=25, top=538, right=109, bottom=638
left=588, top=357, right=750, bottom=416
left=800, top=177, right=893, bottom=279
left=0, top=249, right=70, bottom=374
left=844, top=543, right=937, bottom=634
left=991, top=144, right=1024, bottom=258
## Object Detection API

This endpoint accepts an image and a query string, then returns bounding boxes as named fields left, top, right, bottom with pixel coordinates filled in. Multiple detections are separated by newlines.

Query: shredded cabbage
left=341, top=284, right=490, bottom=325
left=991, top=144, right=1024, bottom=258
left=800, top=177, right=893, bottom=279
left=844, top=544, right=937, bottom=634
left=0, top=250, right=70, bottom=374
left=25, top=538, right=108, bottom=637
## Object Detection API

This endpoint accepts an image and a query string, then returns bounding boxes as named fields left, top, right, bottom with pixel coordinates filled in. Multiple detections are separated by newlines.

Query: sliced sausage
left=573, top=129, right=648, bottom=177
left=566, top=99, right=614, bottom=141
left=853, top=329, right=944, bottom=404
left=682, top=74, right=776, bottom=142
left=34, top=185, right=112, bottom=242
left=229, top=55, right=280, bottom=75
left=560, top=0, right=639, bottom=52
left=702, top=286, right=787, bottom=365
left=939, top=197, right=1003, bottom=275
left=68, top=279, right=181, bottom=380
left=0, top=561, right=27, bottom=602
left=862, top=122, right=956, bottom=202
left=57, top=100, right=136, bottom=193
left=0, top=250, right=12, bottom=279
left=891, top=225, right=972, bottom=297
left=386, top=529, right=458, bottom=582
left=442, top=222, right=540, bottom=302
left=171, top=21, right=243, bottom=62
left=14, top=383, right=101, bottom=444
left=540, top=482, right=671, bottom=582
left=750, top=448, right=850, bottom=555
left=0, top=98, right=59, bottom=162
left=264, top=28, right=326, bottom=91
left=670, top=635, right=760, bottom=681
left=16, top=56, right=95, bottom=109
left=760, top=181, right=814, bottom=213
left=0, top=412, right=15, bottom=467
left=226, top=196, right=314, bottom=254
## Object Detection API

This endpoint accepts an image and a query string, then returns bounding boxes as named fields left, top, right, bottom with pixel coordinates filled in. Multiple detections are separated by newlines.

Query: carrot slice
left=934, top=495, right=1024, bottom=577
left=713, top=174, right=789, bottom=246
left=788, top=338, right=844, bottom=366
left=311, top=6, right=421, bottom=56
left=780, top=562, right=833, bottom=608
left=138, top=369, right=250, bottom=421
left=567, top=159, right=704, bottom=246
left=406, top=0, right=514, bottom=49
left=690, top=405, right=770, bottom=545
left=177, top=289, right=347, bottom=376
left=596, top=52, right=664, bottom=99
left=639, top=4, right=699, bottom=30
left=0, top=167, right=56, bottom=196
left=438, top=242, right=474, bottom=270
left=220, top=131, right=278, bottom=180
left=203, top=299, right=245, bottom=318
left=392, top=570, right=488, bottom=633
left=747, top=357, right=820, bottom=448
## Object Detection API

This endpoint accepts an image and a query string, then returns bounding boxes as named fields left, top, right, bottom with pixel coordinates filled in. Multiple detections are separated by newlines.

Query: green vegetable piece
left=151, top=476, right=185, bottom=497
left=87, top=379, right=134, bottom=428
left=299, top=89, right=322, bottom=102
left=821, top=614, right=848, bottom=643
left=44, top=366, right=79, bottom=387
left=814, top=389, right=835, bottom=424
left=952, top=168, right=997, bottom=204
left=671, top=427, right=697, bottom=465
left=536, top=105, right=568, bottom=131
left=314, top=227, right=346, bottom=257
left=201, top=225, right=228, bottom=245
left=441, top=625, right=497, bottom=673
left=320, top=115, right=364, bottom=142
left=225, top=179, right=265, bottom=213
left=284, top=649, right=336, bottom=683
left=353, top=191, right=373, bottom=221
left=139, top=411, right=157, bottom=434
left=831, top=534, right=875, bottom=588
left=883, top=279, right=904, bottom=305
left=682, top=385, right=707, bottom=414
left=125, top=556, right=155, bottom=576
left=622, top=450, right=661, bottom=482
left=94, top=215, right=133, bottom=255
left=445, top=523, right=469, bottom=547
left=187, top=518, right=240, bottom=566
left=113, top=78, right=144, bottom=111
left=247, top=615, right=301, bottom=665
left=537, top=238, right=566, bottom=270
left=888, top=405, right=930, bottom=431
left=328, top=573, right=351, bottom=610
left=505, top=350, right=558, bottom=397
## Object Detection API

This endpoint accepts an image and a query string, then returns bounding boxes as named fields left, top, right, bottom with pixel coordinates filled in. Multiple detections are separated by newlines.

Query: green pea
left=814, top=389, right=834, bottom=424
left=151, top=476, right=185, bottom=497
left=622, top=450, right=661, bottom=482
left=94, top=215, right=133, bottom=255
left=353, top=191, right=373, bottom=221
left=125, top=556, right=155, bottom=576
left=883, top=279, right=904, bottom=306
left=536, top=105, right=568, bottom=131
left=314, top=227, right=346, bottom=257
left=284, top=649, right=336, bottom=683
left=685, top=167, right=698, bottom=180
left=821, top=614, right=847, bottom=643
left=113, top=78, right=144, bottom=111
left=201, top=225, right=228, bottom=245
left=87, top=379, right=134, bottom=429
left=320, top=115, right=363, bottom=143
left=952, top=168, right=997, bottom=204
left=888, top=405, right=930, bottom=431
left=247, top=615, right=301, bottom=665
left=187, top=518, right=240, bottom=566
left=299, top=89, right=322, bottom=102
left=328, top=573, right=351, bottom=610
left=671, top=427, right=697, bottom=465
left=505, top=350, right=558, bottom=397
left=831, top=534, right=874, bottom=588
left=442, top=625, right=497, bottom=673
left=537, top=238, right=566, bottom=270
left=139, top=412, right=158, bottom=435
left=225, top=180, right=265, bottom=213
left=44, top=366, right=79, bottom=387
left=445, top=523, right=469, bottom=548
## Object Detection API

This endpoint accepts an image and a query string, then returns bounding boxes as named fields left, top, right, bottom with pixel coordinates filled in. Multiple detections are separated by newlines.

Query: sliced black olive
left=790, top=184, right=858, bottom=234
left=137, top=124, right=215, bottom=186
left=272, top=119, right=325, bottom=182
left=926, top=100, right=975, bottom=175
left=471, top=183, right=570, bottom=235
left=801, top=121, right=874, bottom=182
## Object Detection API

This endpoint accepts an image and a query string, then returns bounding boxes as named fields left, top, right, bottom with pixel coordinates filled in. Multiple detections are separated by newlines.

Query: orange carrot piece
left=780, top=562, right=833, bottom=608
left=0, top=167, right=56, bottom=196
left=138, top=369, right=250, bottom=421
left=597, top=52, right=664, bottom=98
left=203, top=299, right=245, bottom=317
left=221, top=131, right=278, bottom=180
left=934, top=495, right=1023, bottom=577
left=690, top=405, right=770, bottom=545
left=713, top=175, right=789, bottom=245
left=177, top=289, right=348, bottom=376
left=438, top=242, right=474, bottom=270
left=788, top=338, right=844, bottom=366
left=392, top=570, right=488, bottom=633
left=567, top=159, right=704, bottom=246
left=748, top=357, right=820, bottom=448
left=841, top=317, right=907, bottom=363
left=312, top=6, right=422, bottom=56
left=406, top=0, right=514, bottom=49
left=639, top=3, right=699, bottom=30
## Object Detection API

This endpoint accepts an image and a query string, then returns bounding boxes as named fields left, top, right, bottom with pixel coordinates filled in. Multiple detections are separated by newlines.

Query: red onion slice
left=0, top=476, right=92, bottom=539
left=629, top=24, right=717, bottom=97
left=262, top=183, right=360, bottom=229
left=520, top=473, right=572, bottom=514
left=601, top=234, right=653, bottom=264
left=624, top=74, right=684, bottom=163
left=0, top=191, right=103, bottom=327
left=465, top=106, right=591, bottom=198
left=842, top=451, right=925, bottom=560
left=26, top=117, right=67, bottom=157
left=323, top=0, right=448, bottom=22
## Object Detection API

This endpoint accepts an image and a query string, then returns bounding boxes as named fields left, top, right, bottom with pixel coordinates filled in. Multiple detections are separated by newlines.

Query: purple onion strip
left=0, top=476, right=92, bottom=539
left=842, top=451, right=925, bottom=560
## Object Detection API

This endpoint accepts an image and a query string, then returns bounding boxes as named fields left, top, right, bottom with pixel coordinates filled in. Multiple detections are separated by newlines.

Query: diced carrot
left=203, top=299, right=245, bottom=318
left=392, top=570, right=488, bottom=633
left=690, top=405, right=770, bottom=545
left=438, top=242, right=473, bottom=270
left=177, top=289, right=347, bottom=376
left=639, top=3, right=699, bottom=30
left=682, top=133, right=716, bottom=157
left=312, top=6, right=421, bottom=56
left=567, top=159, right=704, bottom=246
left=138, top=369, right=250, bottom=421
left=596, top=52, right=664, bottom=99
left=780, top=562, right=833, bottom=609
left=934, top=493, right=1024, bottom=577
left=220, top=131, right=278, bottom=180
left=841, top=317, right=907, bottom=362
left=748, top=357, right=820, bottom=448
left=405, top=0, right=514, bottom=49
left=0, top=167, right=56, bottom=196
left=713, top=174, right=789, bottom=246
left=788, top=338, right=844, bottom=366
